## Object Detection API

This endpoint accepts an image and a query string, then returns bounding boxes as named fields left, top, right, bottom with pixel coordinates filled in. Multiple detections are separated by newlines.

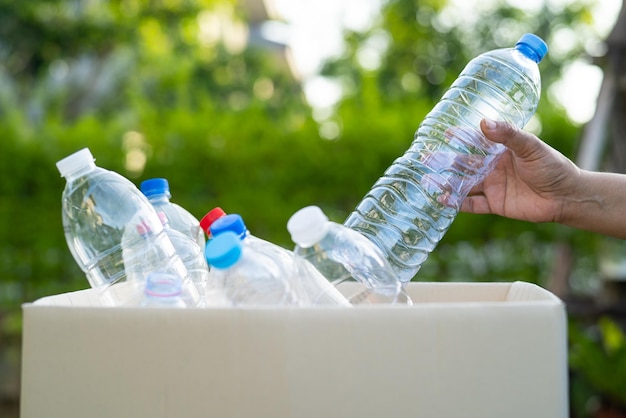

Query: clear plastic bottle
left=56, top=148, right=199, bottom=306
left=140, top=180, right=209, bottom=303
left=344, top=33, right=548, bottom=282
left=205, top=231, right=299, bottom=306
left=154, top=211, right=211, bottom=304
left=210, top=213, right=350, bottom=306
left=140, top=178, right=205, bottom=248
left=140, top=272, right=187, bottom=308
left=119, top=216, right=201, bottom=307
left=287, top=206, right=411, bottom=305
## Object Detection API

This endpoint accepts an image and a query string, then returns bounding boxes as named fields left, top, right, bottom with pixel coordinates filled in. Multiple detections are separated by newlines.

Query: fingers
left=466, top=181, right=484, bottom=195
left=460, top=181, right=485, bottom=213
left=480, top=119, right=540, bottom=159
left=460, top=194, right=492, bottom=214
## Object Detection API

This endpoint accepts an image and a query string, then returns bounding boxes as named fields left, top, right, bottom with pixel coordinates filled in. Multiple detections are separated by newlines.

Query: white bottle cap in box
left=56, top=148, right=96, bottom=178
left=287, top=205, right=330, bottom=248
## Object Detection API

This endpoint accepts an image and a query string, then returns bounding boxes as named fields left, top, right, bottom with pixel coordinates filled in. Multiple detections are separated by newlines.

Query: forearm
left=560, top=170, right=626, bottom=239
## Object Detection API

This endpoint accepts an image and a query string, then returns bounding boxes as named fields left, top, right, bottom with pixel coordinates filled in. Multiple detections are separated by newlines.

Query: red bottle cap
left=200, top=207, right=227, bottom=234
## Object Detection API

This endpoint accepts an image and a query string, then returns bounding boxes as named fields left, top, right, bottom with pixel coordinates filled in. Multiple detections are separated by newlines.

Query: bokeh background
left=1, top=0, right=625, bottom=416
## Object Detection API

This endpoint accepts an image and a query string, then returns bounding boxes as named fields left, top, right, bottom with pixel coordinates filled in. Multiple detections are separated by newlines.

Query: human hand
left=460, top=119, right=581, bottom=223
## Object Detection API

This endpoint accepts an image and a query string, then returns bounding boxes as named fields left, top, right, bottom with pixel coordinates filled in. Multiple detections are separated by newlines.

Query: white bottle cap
left=287, top=205, right=329, bottom=248
left=56, top=148, right=96, bottom=178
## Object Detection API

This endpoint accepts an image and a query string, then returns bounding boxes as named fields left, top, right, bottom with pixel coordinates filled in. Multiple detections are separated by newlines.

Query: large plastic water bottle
left=344, top=33, right=548, bottom=282
left=140, top=178, right=205, bottom=248
left=210, top=213, right=350, bottom=306
left=287, top=205, right=411, bottom=305
left=205, top=231, right=299, bottom=306
left=56, top=148, right=199, bottom=306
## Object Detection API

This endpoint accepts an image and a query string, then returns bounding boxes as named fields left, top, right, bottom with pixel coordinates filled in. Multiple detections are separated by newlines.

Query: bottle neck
left=516, top=45, right=541, bottom=64
left=297, top=221, right=330, bottom=248
left=147, top=195, right=171, bottom=204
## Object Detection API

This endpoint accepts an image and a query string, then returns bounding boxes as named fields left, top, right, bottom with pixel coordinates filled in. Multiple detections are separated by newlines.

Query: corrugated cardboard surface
left=21, top=282, right=568, bottom=418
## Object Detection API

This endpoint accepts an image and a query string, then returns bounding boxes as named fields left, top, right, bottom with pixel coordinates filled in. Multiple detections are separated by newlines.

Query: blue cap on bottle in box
left=210, top=214, right=247, bottom=238
left=140, top=178, right=172, bottom=198
left=205, top=231, right=243, bottom=269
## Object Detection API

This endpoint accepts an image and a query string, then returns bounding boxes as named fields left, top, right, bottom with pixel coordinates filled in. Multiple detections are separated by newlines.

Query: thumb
left=480, top=118, right=540, bottom=159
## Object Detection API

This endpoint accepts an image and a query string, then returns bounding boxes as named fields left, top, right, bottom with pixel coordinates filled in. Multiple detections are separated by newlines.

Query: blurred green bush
left=0, top=0, right=610, bottom=319
left=570, top=317, right=626, bottom=417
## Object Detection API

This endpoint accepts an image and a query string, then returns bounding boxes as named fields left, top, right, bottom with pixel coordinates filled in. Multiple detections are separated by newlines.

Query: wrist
left=560, top=170, right=626, bottom=238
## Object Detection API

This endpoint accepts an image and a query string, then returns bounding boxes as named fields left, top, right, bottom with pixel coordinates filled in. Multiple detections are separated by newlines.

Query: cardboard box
left=21, top=281, right=568, bottom=418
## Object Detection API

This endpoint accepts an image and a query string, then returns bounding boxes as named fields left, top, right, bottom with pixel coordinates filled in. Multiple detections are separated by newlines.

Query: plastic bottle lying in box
left=287, top=205, right=411, bottom=305
left=209, top=213, right=350, bottom=306
left=205, top=231, right=299, bottom=306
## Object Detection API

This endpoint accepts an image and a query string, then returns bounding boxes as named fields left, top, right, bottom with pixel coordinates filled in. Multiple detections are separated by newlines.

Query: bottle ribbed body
left=344, top=46, right=542, bottom=282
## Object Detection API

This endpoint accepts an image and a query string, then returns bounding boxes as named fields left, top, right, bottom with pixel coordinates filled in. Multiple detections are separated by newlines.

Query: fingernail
left=483, top=119, right=496, bottom=130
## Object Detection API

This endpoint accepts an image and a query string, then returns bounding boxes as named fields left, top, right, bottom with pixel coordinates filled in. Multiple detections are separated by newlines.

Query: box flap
left=30, top=281, right=561, bottom=307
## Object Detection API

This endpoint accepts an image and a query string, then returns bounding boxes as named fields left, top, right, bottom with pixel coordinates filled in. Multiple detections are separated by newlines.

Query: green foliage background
left=0, top=0, right=621, bottom=414
left=0, top=0, right=608, bottom=329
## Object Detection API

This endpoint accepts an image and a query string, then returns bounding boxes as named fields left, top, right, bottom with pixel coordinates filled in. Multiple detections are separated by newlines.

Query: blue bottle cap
left=210, top=214, right=247, bottom=238
left=140, top=178, right=171, bottom=198
left=516, top=33, right=548, bottom=63
left=205, top=231, right=243, bottom=269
